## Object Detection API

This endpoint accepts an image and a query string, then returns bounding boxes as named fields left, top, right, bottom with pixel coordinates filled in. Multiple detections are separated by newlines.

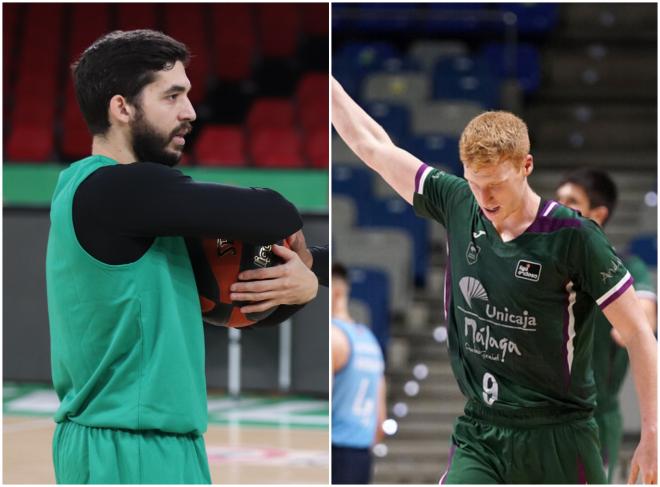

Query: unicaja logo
left=459, top=277, right=489, bottom=308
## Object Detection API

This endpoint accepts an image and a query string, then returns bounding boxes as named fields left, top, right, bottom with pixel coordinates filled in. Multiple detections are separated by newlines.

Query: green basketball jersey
left=593, top=254, right=655, bottom=413
left=412, top=165, right=632, bottom=417
left=46, top=155, right=208, bottom=434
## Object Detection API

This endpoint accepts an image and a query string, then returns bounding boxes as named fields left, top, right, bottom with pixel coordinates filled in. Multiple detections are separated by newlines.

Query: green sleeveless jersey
left=412, top=165, right=632, bottom=417
left=593, top=255, right=655, bottom=413
left=46, top=155, right=207, bottom=434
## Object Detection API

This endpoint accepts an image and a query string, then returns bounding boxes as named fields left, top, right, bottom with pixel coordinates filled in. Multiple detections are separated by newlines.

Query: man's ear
left=107, top=95, right=134, bottom=126
left=523, top=154, right=534, bottom=177
left=590, top=205, right=609, bottom=226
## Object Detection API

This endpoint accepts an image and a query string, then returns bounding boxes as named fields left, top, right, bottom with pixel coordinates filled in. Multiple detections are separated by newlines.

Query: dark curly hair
left=72, top=29, right=190, bottom=135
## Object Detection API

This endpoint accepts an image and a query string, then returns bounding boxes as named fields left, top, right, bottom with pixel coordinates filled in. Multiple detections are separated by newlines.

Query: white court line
left=3, top=418, right=54, bottom=433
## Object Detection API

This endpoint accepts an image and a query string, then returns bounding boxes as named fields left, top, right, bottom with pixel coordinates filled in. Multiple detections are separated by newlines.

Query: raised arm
left=332, top=77, right=424, bottom=204
left=602, top=287, right=657, bottom=484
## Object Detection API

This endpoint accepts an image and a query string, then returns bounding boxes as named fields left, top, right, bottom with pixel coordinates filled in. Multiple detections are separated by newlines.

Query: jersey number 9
left=482, top=372, right=498, bottom=405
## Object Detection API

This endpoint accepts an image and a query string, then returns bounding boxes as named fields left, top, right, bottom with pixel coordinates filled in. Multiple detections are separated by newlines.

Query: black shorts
left=332, top=444, right=372, bottom=484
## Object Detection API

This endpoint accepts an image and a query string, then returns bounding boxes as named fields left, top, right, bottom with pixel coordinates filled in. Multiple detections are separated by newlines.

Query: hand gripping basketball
left=188, top=238, right=288, bottom=328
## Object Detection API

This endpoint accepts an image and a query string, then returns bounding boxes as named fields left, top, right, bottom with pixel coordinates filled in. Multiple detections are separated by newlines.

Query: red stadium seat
left=212, top=4, right=256, bottom=81
left=60, top=84, right=92, bottom=160
left=12, top=4, right=61, bottom=134
left=301, top=3, right=329, bottom=37
left=303, top=127, right=329, bottom=168
left=68, top=4, right=110, bottom=63
left=250, top=127, right=304, bottom=168
left=195, top=125, right=246, bottom=167
left=256, top=4, right=300, bottom=58
left=116, top=3, right=158, bottom=30
left=6, top=123, right=54, bottom=162
left=163, top=4, right=209, bottom=105
left=299, top=97, right=328, bottom=133
left=12, top=96, right=55, bottom=126
left=247, top=98, right=295, bottom=131
left=296, top=73, right=329, bottom=106
left=3, top=3, right=20, bottom=93
left=23, top=4, right=63, bottom=36
left=61, top=122, right=92, bottom=161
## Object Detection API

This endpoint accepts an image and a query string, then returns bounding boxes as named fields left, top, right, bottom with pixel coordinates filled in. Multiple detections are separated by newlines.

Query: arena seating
left=629, top=235, right=657, bottom=267
left=348, top=267, right=391, bottom=358
left=3, top=4, right=328, bottom=168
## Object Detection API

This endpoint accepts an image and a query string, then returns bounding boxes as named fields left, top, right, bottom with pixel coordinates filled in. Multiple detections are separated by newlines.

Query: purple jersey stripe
left=562, top=282, right=575, bottom=389
left=444, top=242, right=451, bottom=321
left=542, top=200, right=558, bottom=216
left=526, top=200, right=582, bottom=234
left=415, top=163, right=430, bottom=194
left=539, top=199, right=553, bottom=216
left=526, top=216, right=582, bottom=234
left=598, top=274, right=634, bottom=309
left=577, top=455, right=587, bottom=483
left=439, top=443, right=456, bottom=484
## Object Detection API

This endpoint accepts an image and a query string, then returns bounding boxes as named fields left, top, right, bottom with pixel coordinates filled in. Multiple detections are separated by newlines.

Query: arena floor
left=3, top=383, right=329, bottom=484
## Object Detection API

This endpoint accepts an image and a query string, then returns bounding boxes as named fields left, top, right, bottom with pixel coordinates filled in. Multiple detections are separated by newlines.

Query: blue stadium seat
left=402, top=134, right=462, bottom=175
left=335, top=41, right=400, bottom=73
left=358, top=197, right=430, bottom=287
left=629, top=235, right=657, bottom=267
left=331, top=3, right=352, bottom=32
left=349, top=267, right=391, bottom=358
left=424, top=3, right=487, bottom=33
left=334, top=41, right=401, bottom=98
left=479, top=42, right=541, bottom=94
left=355, top=3, right=416, bottom=31
left=332, top=164, right=374, bottom=215
left=365, top=102, right=411, bottom=143
left=433, top=55, right=491, bottom=78
left=495, top=4, right=559, bottom=35
left=432, top=73, right=501, bottom=109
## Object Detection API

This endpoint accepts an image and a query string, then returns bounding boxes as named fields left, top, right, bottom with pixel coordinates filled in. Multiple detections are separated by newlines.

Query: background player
left=332, top=76, right=657, bottom=483
left=556, top=168, right=657, bottom=482
left=46, top=30, right=319, bottom=484
left=331, top=263, right=386, bottom=484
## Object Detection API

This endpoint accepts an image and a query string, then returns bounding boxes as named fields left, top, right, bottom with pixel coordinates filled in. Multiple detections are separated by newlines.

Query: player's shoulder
left=545, top=200, right=601, bottom=236
left=84, top=161, right=186, bottom=190
left=424, top=165, right=467, bottom=186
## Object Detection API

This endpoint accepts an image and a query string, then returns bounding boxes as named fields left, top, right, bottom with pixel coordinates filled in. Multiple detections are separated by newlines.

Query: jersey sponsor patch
left=515, top=260, right=541, bottom=282
left=466, top=242, right=481, bottom=265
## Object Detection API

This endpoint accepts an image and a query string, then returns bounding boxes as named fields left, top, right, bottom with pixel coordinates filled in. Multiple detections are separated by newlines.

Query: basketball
left=188, top=238, right=287, bottom=328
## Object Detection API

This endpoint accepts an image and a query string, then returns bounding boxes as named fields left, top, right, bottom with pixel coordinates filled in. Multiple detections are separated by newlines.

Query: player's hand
left=286, top=229, right=313, bottom=269
left=628, top=430, right=657, bottom=484
left=229, top=244, right=318, bottom=312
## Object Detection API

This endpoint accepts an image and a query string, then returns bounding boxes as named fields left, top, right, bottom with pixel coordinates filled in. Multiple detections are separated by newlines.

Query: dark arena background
left=331, top=3, right=656, bottom=484
left=3, top=3, right=329, bottom=484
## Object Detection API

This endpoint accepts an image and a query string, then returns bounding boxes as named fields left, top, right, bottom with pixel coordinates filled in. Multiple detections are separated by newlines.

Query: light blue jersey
left=332, top=318, right=385, bottom=448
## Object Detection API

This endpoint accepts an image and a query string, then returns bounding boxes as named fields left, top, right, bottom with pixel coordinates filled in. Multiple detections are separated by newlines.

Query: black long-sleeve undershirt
left=309, top=245, right=329, bottom=287
left=73, top=162, right=303, bottom=265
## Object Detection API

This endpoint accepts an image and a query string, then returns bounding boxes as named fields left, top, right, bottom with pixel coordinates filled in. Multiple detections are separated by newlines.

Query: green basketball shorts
left=53, top=421, right=211, bottom=484
left=595, top=406, right=623, bottom=483
left=440, top=403, right=606, bottom=484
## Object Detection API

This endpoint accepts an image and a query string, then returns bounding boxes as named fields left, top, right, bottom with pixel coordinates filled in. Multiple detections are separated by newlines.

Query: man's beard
left=130, top=111, right=189, bottom=167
